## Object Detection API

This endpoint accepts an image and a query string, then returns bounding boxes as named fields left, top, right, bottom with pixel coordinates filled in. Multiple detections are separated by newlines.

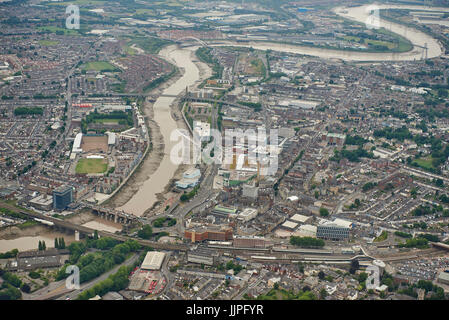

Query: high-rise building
left=53, top=185, right=73, bottom=211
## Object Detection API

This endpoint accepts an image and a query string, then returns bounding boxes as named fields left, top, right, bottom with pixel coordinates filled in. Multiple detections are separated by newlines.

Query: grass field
left=374, top=231, right=388, bottom=242
left=38, top=26, right=79, bottom=35
left=82, top=61, right=119, bottom=72
left=46, top=0, right=106, bottom=5
left=412, top=157, right=436, bottom=170
left=75, top=158, right=108, bottom=174
left=93, top=118, right=121, bottom=124
left=38, top=40, right=60, bottom=46
left=343, top=36, right=395, bottom=49
left=126, top=36, right=172, bottom=54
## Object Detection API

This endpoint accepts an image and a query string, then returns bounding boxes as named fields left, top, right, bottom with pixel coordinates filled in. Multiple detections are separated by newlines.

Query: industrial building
left=233, top=236, right=266, bottom=248
left=29, top=194, right=53, bottom=211
left=187, top=247, right=218, bottom=266
left=141, top=251, right=166, bottom=271
left=437, top=271, right=449, bottom=286
left=294, top=224, right=317, bottom=238
left=242, top=184, right=259, bottom=199
left=211, top=205, right=238, bottom=218
left=281, top=220, right=298, bottom=231
left=184, top=227, right=233, bottom=242
left=290, top=214, right=311, bottom=224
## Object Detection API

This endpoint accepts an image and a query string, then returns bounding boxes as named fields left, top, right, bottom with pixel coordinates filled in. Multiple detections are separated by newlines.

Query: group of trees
left=398, top=237, right=429, bottom=249
left=399, top=280, right=446, bottom=300
left=56, top=238, right=140, bottom=284
left=14, top=107, right=43, bottom=116
left=76, top=265, right=132, bottom=300
left=248, top=286, right=316, bottom=300
left=180, top=185, right=199, bottom=202
left=137, top=225, right=153, bottom=240
left=362, top=182, right=377, bottom=192
left=196, top=47, right=223, bottom=80
left=38, top=241, right=46, bottom=251
left=345, top=134, right=368, bottom=146
left=330, top=146, right=374, bottom=163
left=411, top=205, right=434, bottom=217
left=394, top=231, right=412, bottom=239
left=81, top=110, right=133, bottom=134
left=77, top=250, right=151, bottom=300
left=349, top=260, right=359, bottom=274
left=0, top=268, right=30, bottom=299
left=373, top=126, right=413, bottom=141
left=237, top=101, right=262, bottom=112
left=290, top=236, right=325, bottom=248
left=54, top=238, right=66, bottom=249
left=0, top=249, right=18, bottom=259
left=319, top=207, right=329, bottom=217
left=226, top=261, right=243, bottom=274
left=152, top=217, right=176, bottom=228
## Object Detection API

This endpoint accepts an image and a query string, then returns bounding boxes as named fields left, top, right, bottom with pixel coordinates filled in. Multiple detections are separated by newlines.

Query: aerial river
left=115, top=3, right=445, bottom=217
left=117, top=45, right=203, bottom=216
left=210, top=4, right=447, bottom=62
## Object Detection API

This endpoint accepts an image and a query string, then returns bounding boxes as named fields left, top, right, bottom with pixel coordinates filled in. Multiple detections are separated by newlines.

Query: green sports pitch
left=75, top=158, right=108, bottom=174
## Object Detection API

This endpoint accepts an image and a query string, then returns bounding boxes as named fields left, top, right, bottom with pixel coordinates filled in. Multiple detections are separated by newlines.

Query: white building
left=72, top=133, right=83, bottom=153
left=238, top=208, right=258, bottom=222
left=281, top=220, right=298, bottom=230
left=141, top=251, right=166, bottom=270
left=294, top=224, right=317, bottom=238
left=290, top=214, right=310, bottom=224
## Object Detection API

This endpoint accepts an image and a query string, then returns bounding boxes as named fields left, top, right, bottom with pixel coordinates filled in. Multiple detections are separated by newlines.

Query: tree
left=137, top=225, right=153, bottom=240
left=93, top=230, right=99, bottom=240
left=54, top=238, right=59, bottom=249
left=435, top=178, right=444, bottom=188
left=60, top=238, right=65, bottom=249
left=320, top=288, right=328, bottom=299
left=319, top=207, right=329, bottom=217
left=42, top=241, right=46, bottom=251
left=21, top=283, right=31, bottom=293
left=318, top=271, right=325, bottom=280
left=38, top=241, right=42, bottom=251
left=350, top=259, right=359, bottom=274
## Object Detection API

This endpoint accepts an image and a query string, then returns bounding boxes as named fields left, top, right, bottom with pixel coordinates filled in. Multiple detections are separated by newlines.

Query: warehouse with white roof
left=281, top=220, right=298, bottom=230
left=141, top=251, right=166, bottom=270
left=290, top=214, right=311, bottom=224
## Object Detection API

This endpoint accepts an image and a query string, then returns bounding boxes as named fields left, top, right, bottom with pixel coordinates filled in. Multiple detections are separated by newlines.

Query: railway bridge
left=84, top=204, right=138, bottom=225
